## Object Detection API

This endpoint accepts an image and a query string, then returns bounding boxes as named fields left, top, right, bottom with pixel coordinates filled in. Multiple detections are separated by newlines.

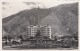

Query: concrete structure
left=26, top=25, right=38, bottom=38
left=26, top=25, right=51, bottom=39
left=40, top=25, right=51, bottom=39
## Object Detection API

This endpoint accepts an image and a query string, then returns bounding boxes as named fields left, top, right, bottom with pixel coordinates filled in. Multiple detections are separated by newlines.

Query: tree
left=19, top=35, right=23, bottom=40
left=54, top=35, right=57, bottom=41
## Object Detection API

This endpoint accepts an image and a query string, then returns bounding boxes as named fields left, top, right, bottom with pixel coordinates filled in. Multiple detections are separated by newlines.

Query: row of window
left=26, top=27, right=50, bottom=29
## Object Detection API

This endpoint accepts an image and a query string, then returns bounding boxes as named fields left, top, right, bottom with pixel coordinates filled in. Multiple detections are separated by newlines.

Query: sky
left=2, top=1, right=78, bottom=18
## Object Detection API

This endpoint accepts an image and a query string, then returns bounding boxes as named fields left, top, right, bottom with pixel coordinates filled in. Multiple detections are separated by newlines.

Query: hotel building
left=26, top=25, right=51, bottom=39
left=40, top=25, right=51, bottom=39
left=26, top=25, right=38, bottom=38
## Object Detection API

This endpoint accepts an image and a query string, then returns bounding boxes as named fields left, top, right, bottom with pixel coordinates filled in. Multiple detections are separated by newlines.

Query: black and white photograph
left=2, top=1, right=78, bottom=50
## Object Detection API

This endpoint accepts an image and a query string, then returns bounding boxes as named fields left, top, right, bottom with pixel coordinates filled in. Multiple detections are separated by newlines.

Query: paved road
left=2, top=45, right=77, bottom=50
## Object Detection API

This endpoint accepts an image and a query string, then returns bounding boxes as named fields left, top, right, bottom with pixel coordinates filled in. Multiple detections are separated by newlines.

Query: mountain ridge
left=2, top=3, right=78, bottom=38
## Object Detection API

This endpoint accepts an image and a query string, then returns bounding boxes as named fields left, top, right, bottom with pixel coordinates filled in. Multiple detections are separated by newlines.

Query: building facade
left=26, top=25, right=51, bottom=39
left=40, top=25, right=51, bottom=39
left=26, top=25, right=38, bottom=38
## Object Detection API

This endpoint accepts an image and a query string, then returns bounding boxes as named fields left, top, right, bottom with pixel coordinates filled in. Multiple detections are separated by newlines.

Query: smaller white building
left=26, top=25, right=38, bottom=38
left=40, top=25, right=51, bottom=39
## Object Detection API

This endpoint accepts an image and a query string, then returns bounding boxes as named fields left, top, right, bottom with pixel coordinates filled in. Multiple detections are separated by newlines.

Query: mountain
left=51, top=3, right=78, bottom=35
left=2, top=3, right=78, bottom=38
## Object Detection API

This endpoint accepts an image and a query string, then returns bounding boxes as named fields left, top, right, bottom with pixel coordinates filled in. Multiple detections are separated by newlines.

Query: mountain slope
left=50, top=3, right=78, bottom=35
left=2, top=3, right=78, bottom=37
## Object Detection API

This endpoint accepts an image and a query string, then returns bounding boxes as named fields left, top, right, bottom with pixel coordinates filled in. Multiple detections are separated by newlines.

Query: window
left=32, top=30, right=33, bottom=31
left=48, top=36, right=50, bottom=37
left=48, top=29, right=50, bottom=31
left=48, top=28, right=50, bottom=29
left=30, top=25, right=33, bottom=27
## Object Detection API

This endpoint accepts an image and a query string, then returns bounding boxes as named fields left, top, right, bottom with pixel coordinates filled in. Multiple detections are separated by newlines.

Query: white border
left=0, top=0, right=80, bottom=51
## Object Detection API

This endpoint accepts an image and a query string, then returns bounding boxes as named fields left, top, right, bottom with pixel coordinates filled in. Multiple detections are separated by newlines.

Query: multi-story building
left=26, top=25, right=38, bottom=38
left=26, top=25, right=51, bottom=39
left=40, top=25, right=51, bottom=39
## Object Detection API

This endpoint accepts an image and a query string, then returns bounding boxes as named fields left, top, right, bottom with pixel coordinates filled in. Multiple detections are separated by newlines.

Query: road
left=2, top=45, right=77, bottom=50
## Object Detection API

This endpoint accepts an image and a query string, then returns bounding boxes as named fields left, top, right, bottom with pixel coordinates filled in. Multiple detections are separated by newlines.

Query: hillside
left=2, top=3, right=78, bottom=38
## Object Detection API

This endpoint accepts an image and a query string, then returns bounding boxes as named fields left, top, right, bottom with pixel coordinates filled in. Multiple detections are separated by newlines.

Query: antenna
left=36, top=6, right=41, bottom=35
left=37, top=6, right=40, bottom=28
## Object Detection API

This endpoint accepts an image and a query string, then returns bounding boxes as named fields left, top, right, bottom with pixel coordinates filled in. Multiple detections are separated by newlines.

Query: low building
left=22, top=34, right=54, bottom=48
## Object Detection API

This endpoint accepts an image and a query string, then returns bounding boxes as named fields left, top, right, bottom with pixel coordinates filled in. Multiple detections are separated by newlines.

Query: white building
left=40, top=25, right=51, bottom=39
left=26, top=25, right=51, bottom=39
left=26, top=25, right=38, bottom=38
